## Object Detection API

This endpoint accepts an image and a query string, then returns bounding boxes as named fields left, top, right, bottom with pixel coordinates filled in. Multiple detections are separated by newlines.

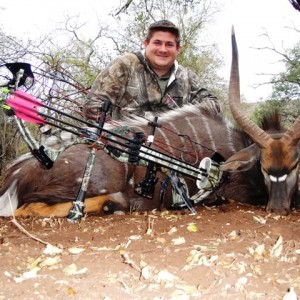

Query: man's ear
left=143, top=39, right=149, bottom=48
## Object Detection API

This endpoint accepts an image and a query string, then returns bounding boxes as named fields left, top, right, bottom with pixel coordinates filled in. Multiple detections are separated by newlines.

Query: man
left=85, top=19, right=220, bottom=121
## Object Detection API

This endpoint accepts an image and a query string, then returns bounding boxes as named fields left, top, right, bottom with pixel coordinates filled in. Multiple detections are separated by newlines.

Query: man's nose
left=159, top=44, right=167, bottom=51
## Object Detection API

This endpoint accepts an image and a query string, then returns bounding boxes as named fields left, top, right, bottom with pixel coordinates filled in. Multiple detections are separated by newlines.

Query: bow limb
left=5, top=92, right=54, bottom=168
left=14, top=117, right=39, bottom=149
left=14, top=116, right=54, bottom=169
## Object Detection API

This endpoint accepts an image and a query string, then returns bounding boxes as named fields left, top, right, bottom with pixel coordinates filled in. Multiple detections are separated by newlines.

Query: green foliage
left=250, top=99, right=300, bottom=128
left=251, top=34, right=300, bottom=128
left=251, top=100, right=284, bottom=124
left=0, top=112, right=22, bottom=177
left=271, top=41, right=300, bottom=101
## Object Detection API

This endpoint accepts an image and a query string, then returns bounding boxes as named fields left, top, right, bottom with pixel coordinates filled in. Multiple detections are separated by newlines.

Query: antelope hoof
left=266, top=205, right=291, bottom=216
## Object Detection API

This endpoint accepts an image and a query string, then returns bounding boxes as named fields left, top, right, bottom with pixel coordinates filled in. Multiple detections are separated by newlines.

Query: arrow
left=6, top=91, right=45, bottom=124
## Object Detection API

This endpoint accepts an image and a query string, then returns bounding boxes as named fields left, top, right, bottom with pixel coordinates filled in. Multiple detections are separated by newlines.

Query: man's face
left=144, top=31, right=180, bottom=76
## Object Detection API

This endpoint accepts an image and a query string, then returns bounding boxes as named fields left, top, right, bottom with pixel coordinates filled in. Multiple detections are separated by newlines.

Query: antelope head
left=221, top=27, right=300, bottom=215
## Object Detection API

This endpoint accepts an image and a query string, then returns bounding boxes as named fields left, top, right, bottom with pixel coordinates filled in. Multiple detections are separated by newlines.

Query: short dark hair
left=146, top=20, right=180, bottom=45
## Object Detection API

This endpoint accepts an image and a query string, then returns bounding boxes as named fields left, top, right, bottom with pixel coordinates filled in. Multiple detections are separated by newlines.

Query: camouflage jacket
left=85, top=51, right=220, bottom=120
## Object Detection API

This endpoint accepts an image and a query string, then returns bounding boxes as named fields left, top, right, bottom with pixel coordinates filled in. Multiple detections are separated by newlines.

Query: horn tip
left=231, top=25, right=235, bottom=38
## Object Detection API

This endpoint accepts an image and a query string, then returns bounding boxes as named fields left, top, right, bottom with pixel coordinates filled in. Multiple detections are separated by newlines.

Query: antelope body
left=0, top=30, right=299, bottom=217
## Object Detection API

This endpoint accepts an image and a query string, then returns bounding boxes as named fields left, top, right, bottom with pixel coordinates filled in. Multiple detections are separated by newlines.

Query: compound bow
left=0, top=63, right=222, bottom=222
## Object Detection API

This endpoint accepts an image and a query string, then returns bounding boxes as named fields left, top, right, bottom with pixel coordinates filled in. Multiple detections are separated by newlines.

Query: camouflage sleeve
left=83, top=55, right=130, bottom=120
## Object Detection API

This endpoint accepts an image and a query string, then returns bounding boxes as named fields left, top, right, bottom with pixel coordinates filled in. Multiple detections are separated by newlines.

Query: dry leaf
left=253, top=215, right=267, bottom=224
left=160, top=211, right=170, bottom=217
left=39, top=256, right=61, bottom=267
left=186, top=249, right=200, bottom=264
left=90, top=246, right=112, bottom=251
left=185, top=249, right=218, bottom=269
left=255, top=244, right=265, bottom=256
left=168, top=227, right=178, bottom=235
left=141, top=266, right=151, bottom=280
left=28, top=256, right=43, bottom=269
left=14, top=267, right=41, bottom=283
left=44, top=244, right=63, bottom=255
left=171, top=290, right=190, bottom=300
left=270, top=236, right=283, bottom=258
left=176, top=283, right=199, bottom=295
left=156, top=270, right=178, bottom=283
left=68, top=247, right=85, bottom=254
left=67, top=287, right=76, bottom=296
left=187, top=223, right=199, bottom=232
left=129, top=235, right=142, bottom=241
left=140, top=260, right=148, bottom=268
left=228, top=229, right=241, bottom=239
left=63, top=263, right=88, bottom=276
left=235, top=277, right=248, bottom=291
left=172, top=237, right=186, bottom=246
left=248, top=244, right=266, bottom=260
left=156, top=237, right=166, bottom=244
left=23, top=266, right=41, bottom=279
left=4, top=271, right=12, bottom=277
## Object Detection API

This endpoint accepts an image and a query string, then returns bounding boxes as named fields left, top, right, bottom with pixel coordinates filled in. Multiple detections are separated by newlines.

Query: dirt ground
left=0, top=201, right=299, bottom=300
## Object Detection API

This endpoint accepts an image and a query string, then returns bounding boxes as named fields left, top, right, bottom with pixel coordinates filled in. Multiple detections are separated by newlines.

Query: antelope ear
left=221, top=144, right=260, bottom=172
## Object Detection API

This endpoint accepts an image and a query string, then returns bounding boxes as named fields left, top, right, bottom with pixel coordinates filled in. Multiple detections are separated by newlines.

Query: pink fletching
left=6, top=91, right=45, bottom=124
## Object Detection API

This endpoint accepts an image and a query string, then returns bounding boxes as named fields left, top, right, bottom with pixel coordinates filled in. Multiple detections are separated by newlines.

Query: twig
left=120, top=250, right=141, bottom=272
left=146, top=215, right=157, bottom=235
left=118, top=279, right=130, bottom=292
left=10, top=218, right=50, bottom=246
left=8, top=194, right=50, bottom=246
